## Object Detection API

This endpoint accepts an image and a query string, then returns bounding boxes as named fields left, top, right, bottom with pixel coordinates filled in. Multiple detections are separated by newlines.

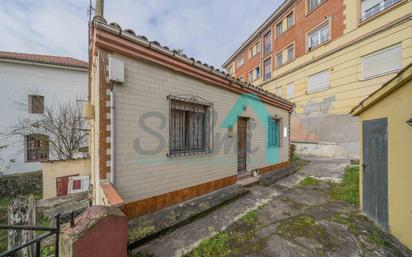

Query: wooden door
left=56, top=176, right=70, bottom=196
left=237, top=118, right=247, bottom=174
left=362, top=118, right=388, bottom=230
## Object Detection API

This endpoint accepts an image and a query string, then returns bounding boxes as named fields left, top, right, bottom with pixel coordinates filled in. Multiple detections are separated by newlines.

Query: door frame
left=237, top=117, right=249, bottom=175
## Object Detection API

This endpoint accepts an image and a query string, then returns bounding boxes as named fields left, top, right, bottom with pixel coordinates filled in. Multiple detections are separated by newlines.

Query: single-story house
left=87, top=18, right=294, bottom=219
left=351, top=63, right=412, bottom=250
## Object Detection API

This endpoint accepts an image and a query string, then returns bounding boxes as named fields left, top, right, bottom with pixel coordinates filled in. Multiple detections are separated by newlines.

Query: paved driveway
left=132, top=158, right=412, bottom=257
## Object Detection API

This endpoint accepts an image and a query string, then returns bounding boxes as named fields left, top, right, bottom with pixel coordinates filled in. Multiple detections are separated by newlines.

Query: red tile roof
left=0, top=51, right=88, bottom=70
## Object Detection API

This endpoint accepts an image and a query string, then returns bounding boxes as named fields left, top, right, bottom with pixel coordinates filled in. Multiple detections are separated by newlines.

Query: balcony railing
left=360, top=0, right=401, bottom=21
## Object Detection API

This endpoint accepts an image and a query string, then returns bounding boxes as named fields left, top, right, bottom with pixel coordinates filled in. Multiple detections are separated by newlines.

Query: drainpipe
left=95, top=0, right=104, bottom=18
left=110, top=89, right=115, bottom=185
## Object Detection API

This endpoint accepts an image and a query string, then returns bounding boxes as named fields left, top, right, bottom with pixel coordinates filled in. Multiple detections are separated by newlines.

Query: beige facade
left=352, top=64, right=412, bottom=250
left=42, top=158, right=90, bottom=199
left=88, top=20, right=294, bottom=218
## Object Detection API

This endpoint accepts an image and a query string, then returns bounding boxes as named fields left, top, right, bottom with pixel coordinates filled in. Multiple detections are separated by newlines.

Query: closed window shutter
left=287, top=84, right=294, bottom=99
left=307, top=70, right=330, bottom=93
left=361, top=44, right=402, bottom=80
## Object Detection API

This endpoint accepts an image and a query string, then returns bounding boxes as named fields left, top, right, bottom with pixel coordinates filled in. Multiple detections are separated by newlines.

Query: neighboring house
left=88, top=19, right=294, bottom=218
left=222, top=0, right=412, bottom=158
left=0, top=51, right=88, bottom=174
left=42, top=158, right=90, bottom=199
left=351, top=64, right=412, bottom=250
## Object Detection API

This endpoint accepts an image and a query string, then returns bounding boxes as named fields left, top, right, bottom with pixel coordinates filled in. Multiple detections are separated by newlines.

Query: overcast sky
left=0, top=0, right=282, bottom=68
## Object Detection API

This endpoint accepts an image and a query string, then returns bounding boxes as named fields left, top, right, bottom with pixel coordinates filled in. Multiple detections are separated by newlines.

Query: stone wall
left=0, top=171, right=42, bottom=197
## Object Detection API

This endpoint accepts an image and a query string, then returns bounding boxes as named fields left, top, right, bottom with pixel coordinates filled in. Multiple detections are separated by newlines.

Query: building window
left=287, top=84, right=294, bottom=99
left=276, top=87, right=282, bottom=97
left=276, top=53, right=284, bottom=67
left=268, top=118, right=280, bottom=147
left=308, top=0, right=323, bottom=12
left=361, top=44, right=402, bottom=80
left=25, top=134, right=49, bottom=162
left=169, top=98, right=211, bottom=157
left=276, top=23, right=283, bottom=37
left=308, top=22, right=329, bottom=50
left=287, top=45, right=295, bottom=62
left=28, top=95, right=44, bottom=114
left=236, top=55, right=244, bottom=69
left=248, top=67, right=260, bottom=82
left=239, top=76, right=244, bottom=81
left=249, top=42, right=260, bottom=59
left=263, top=58, right=272, bottom=81
left=360, top=0, right=401, bottom=21
left=287, top=13, right=294, bottom=28
left=307, top=70, right=330, bottom=94
left=227, top=65, right=233, bottom=75
left=263, top=31, right=272, bottom=55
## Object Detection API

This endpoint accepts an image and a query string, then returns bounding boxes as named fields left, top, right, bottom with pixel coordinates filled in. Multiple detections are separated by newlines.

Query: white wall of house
left=0, top=61, right=87, bottom=174
left=108, top=53, right=290, bottom=204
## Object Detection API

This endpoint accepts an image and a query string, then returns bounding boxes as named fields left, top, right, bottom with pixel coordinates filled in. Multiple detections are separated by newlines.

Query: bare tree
left=2, top=96, right=88, bottom=161
left=0, top=144, right=14, bottom=176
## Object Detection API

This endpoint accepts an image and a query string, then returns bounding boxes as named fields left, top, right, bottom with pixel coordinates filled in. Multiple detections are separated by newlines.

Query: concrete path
left=131, top=157, right=351, bottom=257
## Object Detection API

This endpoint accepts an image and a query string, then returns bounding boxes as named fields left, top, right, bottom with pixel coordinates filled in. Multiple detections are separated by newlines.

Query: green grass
left=189, top=232, right=229, bottom=257
left=299, top=176, right=320, bottom=186
left=240, top=210, right=258, bottom=225
left=330, top=166, right=360, bottom=205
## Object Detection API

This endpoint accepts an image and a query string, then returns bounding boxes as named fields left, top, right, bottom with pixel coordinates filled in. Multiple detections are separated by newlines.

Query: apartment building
left=223, top=0, right=412, bottom=158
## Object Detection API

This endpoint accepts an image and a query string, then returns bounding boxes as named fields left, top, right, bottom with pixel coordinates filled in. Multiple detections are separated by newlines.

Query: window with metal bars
left=268, top=118, right=280, bottom=147
left=169, top=97, right=211, bottom=157
left=25, top=134, right=49, bottom=162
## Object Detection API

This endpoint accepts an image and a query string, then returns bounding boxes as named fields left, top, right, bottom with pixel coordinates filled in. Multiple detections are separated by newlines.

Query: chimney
left=95, top=0, right=104, bottom=18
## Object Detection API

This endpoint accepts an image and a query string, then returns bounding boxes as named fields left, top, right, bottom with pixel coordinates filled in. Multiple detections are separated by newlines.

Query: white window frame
left=276, top=86, right=282, bottom=97
left=308, top=0, right=323, bottom=12
left=236, top=55, right=244, bottom=69
left=68, top=176, right=90, bottom=195
left=263, top=31, right=272, bottom=55
left=263, top=57, right=272, bottom=81
left=307, top=22, right=329, bottom=51
left=287, top=12, right=294, bottom=28
left=307, top=70, right=330, bottom=94
left=248, top=66, right=260, bottom=82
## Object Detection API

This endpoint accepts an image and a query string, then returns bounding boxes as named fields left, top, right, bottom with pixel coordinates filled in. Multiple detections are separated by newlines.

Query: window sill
left=307, top=39, right=330, bottom=53
left=360, top=69, right=400, bottom=81
left=306, top=86, right=330, bottom=95
left=276, top=25, right=295, bottom=39
left=276, top=59, right=295, bottom=70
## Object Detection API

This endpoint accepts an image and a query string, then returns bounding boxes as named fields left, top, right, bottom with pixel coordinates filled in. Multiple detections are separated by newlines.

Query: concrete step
left=128, top=184, right=250, bottom=249
left=236, top=176, right=259, bottom=187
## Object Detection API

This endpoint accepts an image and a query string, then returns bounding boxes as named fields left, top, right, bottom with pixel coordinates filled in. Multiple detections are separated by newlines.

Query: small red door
left=56, top=176, right=69, bottom=196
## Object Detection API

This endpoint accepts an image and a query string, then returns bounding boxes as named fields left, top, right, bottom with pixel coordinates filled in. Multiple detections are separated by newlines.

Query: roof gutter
left=222, top=0, right=294, bottom=68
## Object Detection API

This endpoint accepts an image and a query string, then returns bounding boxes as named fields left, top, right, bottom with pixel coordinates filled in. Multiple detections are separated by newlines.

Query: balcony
left=360, top=0, right=401, bottom=21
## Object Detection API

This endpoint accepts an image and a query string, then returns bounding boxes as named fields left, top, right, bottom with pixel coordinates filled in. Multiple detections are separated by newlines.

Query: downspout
left=110, top=88, right=115, bottom=185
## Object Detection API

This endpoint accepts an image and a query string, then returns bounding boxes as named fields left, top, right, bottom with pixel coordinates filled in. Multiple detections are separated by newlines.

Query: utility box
left=108, top=57, right=124, bottom=83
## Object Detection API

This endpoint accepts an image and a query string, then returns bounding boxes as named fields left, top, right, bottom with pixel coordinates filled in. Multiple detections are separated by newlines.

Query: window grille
left=169, top=95, right=212, bottom=157
left=28, top=95, right=44, bottom=114
left=26, top=134, right=49, bottom=162
left=268, top=118, right=281, bottom=147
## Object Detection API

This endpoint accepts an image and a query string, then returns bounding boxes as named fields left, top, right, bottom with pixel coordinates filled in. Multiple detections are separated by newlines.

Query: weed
left=330, top=166, right=359, bottom=205
left=189, top=232, right=229, bottom=257
left=240, top=210, right=258, bottom=225
left=299, top=177, right=320, bottom=186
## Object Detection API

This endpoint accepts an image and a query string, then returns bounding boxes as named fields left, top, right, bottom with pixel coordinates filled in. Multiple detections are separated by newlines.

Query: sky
left=0, top=0, right=282, bottom=68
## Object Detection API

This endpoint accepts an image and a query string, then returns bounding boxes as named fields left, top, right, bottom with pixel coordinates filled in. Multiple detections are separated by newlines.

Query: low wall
left=42, top=158, right=90, bottom=199
left=0, top=171, right=42, bottom=197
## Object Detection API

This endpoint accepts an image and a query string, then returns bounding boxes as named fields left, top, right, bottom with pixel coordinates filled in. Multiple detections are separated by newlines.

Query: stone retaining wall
left=0, top=171, right=42, bottom=197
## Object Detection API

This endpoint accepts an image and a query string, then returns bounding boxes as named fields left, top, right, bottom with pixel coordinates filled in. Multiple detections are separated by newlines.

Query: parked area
left=130, top=158, right=412, bottom=257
